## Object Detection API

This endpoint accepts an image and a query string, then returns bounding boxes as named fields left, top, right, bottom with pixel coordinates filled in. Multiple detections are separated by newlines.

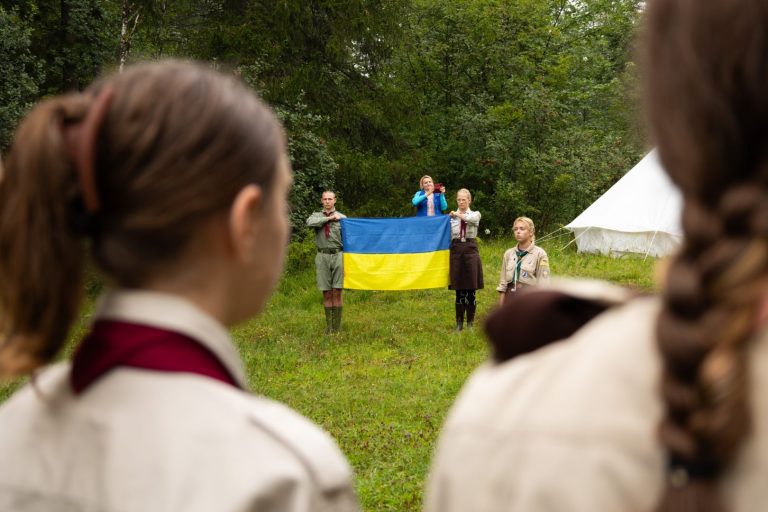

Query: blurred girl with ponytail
left=426, top=1, right=768, bottom=511
left=0, top=61, right=358, bottom=512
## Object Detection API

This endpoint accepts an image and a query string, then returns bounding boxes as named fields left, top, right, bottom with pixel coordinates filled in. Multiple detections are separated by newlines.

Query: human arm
left=536, top=251, right=551, bottom=285
left=438, top=193, right=448, bottom=212
left=240, top=399, right=361, bottom=512
left=497, top=250, right=511, bottom=301
left=463, top=210, right=480, bottom=226
left=412, top=190, right=428, bottom=206
left=306, top=212, right=330, bottom=228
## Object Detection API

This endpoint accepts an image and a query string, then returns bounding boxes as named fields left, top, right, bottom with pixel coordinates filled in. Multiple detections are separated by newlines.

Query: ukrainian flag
left=340, top=216, right=451, bottom=290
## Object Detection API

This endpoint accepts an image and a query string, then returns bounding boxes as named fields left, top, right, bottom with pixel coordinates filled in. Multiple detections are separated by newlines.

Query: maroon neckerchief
left=71, top=320, right=240, bottom=394
left=459, top=215, right=467, bottom=240
left=323, top=210, right=335, bottom=238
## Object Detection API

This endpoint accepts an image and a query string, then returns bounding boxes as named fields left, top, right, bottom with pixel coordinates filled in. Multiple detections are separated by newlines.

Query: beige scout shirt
left=426, top=282, right=768, bottom=512
left=0, top=290, right=358, bottom=512
left=450, top=209, right=481, bottom=240
left=496, top=244, right=550, bottom=292
left=306, top=210, right=346, bottom=251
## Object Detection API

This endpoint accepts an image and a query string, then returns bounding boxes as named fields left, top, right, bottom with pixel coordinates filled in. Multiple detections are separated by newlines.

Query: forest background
left=1, top=0, right=645, bottom=237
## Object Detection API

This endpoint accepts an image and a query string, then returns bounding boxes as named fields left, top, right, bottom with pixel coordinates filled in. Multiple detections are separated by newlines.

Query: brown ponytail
left=644, top=0, right=768, bottom=510
left=0, top=94, right=90, bottom=376
left=0, top=61, right=285, bottom=377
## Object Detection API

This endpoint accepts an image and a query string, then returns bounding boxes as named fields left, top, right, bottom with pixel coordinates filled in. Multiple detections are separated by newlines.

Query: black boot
left=332, top=306, right=342, bottom=333
left=455, top=303, right=466, bottom=332
left=466, top=303, right=476, bottom=329
left=324, top=307, right=333, bottom=335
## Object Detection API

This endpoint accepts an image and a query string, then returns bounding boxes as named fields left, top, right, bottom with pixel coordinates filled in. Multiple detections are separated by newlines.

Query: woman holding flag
left=412, top=175, right=448, bottom=216
left=496, top=217, right=550, bottom=304
left=449, top=188, right=484, bottom=331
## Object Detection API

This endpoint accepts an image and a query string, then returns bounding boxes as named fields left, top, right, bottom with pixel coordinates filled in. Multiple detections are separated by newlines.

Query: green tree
left=376, top=0, right=645, bottom=233
left=0, top=5, right=42, bottom=150
left=7, top=0, right=117, bottom=93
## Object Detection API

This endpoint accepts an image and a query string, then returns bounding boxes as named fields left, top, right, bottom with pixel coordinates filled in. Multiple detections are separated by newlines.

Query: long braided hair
left=645, top=0, right=768, bottom=510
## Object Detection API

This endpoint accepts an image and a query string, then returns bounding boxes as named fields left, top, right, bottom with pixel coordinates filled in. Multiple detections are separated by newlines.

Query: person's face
left=421, top=177, right=434, bottom=193
left=456, top=192, right=470, bottom=211
left=513, top=221, right=532, bottom=245
left=321, top=192, right=336, bottom=211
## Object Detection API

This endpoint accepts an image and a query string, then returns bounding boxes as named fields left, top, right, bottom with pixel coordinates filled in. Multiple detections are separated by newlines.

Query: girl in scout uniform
left=496, top=216, right=550, bottom=304
left=448, top=188, right=484, bottom=330
left=0, top=61, right=358, bottom=512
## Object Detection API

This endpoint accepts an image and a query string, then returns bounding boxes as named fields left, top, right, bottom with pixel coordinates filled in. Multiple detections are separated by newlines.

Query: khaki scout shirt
left=0, top=290, right=359, bottom=512
left=450, top=209, right=481, bottom=240
left=426, top=281, right=768, bottom=512
left=496, top=244, right=550, bottom=292
left=306, top=210, right=346, bottom=251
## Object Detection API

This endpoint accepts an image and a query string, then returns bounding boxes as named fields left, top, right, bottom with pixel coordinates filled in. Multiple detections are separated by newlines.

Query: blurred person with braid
left=448, top=188, right=484, bottom=331
left=426, top=1, right=768, bottom=511
left=496, top=216, right=550, bottom=304
left=0, top=61, right=358, bottom=512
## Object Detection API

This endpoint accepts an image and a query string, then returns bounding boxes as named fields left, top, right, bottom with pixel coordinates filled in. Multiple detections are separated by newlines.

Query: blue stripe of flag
left=341, top=216, right=451, bottom=254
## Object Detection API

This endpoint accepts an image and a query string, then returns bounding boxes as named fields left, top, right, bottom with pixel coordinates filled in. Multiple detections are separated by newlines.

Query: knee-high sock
left=466, top=290, right=477, bottom=326
left=325, top=307, right=333, bottom=334
left=332, top=306, right=342, bottom=332
left=455, top=303, right=466, bottom=330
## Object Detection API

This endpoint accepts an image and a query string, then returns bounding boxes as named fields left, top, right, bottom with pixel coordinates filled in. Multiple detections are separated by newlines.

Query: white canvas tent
left=565, top=150, right=683, bottom=258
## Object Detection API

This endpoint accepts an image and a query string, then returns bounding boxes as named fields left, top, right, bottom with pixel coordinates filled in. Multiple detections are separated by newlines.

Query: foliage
left=0, top=0, right=647, bottom=234
left=280, top=102, right=340, bottom=238
left=239, top=64, right=341, bottom=237
left=10, top=0, right=117, bottom=93
left=0, top=5, right=42, bottom=150
left=284, top=236, right=317, bottom=275
left=377, top=0, right=646, bottom=234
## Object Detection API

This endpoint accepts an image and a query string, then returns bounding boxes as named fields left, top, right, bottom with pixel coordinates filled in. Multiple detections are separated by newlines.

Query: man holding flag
left=306, top=191, right=346, bottom=334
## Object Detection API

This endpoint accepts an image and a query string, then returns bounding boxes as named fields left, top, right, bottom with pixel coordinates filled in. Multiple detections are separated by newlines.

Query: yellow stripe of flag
left=343, top=250, right=449, bottom=290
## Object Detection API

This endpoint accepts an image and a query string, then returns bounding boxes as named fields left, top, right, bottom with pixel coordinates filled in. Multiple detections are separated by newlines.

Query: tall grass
left=0, top=236, right=659, bottom=510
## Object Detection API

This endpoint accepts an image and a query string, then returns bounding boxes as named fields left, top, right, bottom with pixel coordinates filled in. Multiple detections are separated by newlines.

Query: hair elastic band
left=63, top=86, right=115, bottom=214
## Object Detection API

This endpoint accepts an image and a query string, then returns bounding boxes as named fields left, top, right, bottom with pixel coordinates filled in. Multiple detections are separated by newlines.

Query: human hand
left=439, top=185, right=446, bottom=194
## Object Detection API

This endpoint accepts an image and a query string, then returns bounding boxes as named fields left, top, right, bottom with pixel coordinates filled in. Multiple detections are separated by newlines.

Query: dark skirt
left=449, top=239, right=484, bottom=290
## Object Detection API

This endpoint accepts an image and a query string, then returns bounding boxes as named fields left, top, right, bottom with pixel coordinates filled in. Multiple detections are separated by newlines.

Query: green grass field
left=0, top=236, right=659, bottom=510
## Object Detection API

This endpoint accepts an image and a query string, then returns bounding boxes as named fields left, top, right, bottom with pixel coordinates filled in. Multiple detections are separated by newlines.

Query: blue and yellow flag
left=340, top=216, right=451, bottom=290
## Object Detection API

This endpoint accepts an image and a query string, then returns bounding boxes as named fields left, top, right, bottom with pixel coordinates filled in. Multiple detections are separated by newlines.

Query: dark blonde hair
left=645, top=0, right=768, bottom=510
left=0, top=61, right=285, bottom=376
left=513, top=216, right=535, bottom=242
left=456, top=188, right=472, bottom=202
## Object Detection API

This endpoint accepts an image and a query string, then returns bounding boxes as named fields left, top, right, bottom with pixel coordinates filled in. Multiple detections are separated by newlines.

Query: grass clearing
left=0, top=236, right=659, bottom=510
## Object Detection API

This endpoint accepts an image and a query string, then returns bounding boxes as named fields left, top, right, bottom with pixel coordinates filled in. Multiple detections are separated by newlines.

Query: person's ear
left=228, top=184, right=263, bottom=262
